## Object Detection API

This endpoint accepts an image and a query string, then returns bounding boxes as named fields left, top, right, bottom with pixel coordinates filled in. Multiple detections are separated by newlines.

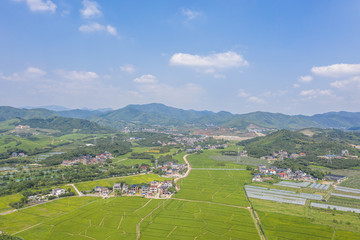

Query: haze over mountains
left=1, top=103, right=360, bottom=130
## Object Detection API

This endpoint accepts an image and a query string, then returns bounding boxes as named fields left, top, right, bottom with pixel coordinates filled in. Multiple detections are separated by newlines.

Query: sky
left=1, top=0, right=360, bottom=115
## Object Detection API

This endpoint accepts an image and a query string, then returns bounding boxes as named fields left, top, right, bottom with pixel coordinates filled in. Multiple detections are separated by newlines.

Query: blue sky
left=1, top=0, right=360, bottom=115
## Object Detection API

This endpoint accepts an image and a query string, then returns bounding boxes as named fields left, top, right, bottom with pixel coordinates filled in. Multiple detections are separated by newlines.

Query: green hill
left=1, top=104, right=360, bottom=130
left=18, top=116, right=111, bottom=135
left=240, top=129, right=360, bottom=158
left=0, top=106, right=55, bottom=121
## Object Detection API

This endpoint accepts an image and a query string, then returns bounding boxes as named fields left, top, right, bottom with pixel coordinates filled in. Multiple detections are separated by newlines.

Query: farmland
left=250, top=190, right=360, bottom=239
left=0, top=193, right=23, bottom=213
left=0, top=197, right=99, bottom=235
left=139, top=199, right=259, bottom=240
left=187, top=150, right=249, bottom=169
left=175, top=170, right=252, bottom=207
left=2, top=143, right=360, bottom=239
left=0, top=196, right=259, bottom=240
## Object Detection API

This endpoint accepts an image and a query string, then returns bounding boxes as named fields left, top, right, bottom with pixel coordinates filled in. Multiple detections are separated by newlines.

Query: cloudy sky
left=1, top=0, right=360, bottom=115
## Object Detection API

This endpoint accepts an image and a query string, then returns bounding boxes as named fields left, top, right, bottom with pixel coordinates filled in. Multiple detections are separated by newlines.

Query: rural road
left=68, top=183, right=83, bottom=196
left=174, top=154, right=191, bottom=191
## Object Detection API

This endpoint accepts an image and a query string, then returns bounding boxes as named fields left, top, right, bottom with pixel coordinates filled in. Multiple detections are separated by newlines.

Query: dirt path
left=244, top=187, right=267, bottom=240
left=0, top=209, right=17, bottom=215
left=136, top=199, right=169, bottom=240
left=174, top=154, right=191, bottom=191
left=173, top=198, right=249, bottom=209
left=68, top=183, right=83, bottom=196
left=134, top=199, right=153, bottom=213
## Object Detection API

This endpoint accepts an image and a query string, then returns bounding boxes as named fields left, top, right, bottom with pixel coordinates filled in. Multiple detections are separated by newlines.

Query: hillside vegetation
left=1, top=104, right=360, bottom=130
left=18, top=116, right=111, bottom=135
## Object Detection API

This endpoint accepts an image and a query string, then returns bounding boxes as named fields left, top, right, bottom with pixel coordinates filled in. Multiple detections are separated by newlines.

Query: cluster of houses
left=26, top=188, right=66, bottom=203
left=156, top=161, right=188, bottom=176
left=260, top=150, right=306, bottom=161
left=11, top=152, right=27, bottom=158
left=318, top=150, right=358, bottom=160
left=94, top=180, right=174, bottom=198
left=252, top=165, right=314, bottom=182
left=62, top=152, right=113, bottom=166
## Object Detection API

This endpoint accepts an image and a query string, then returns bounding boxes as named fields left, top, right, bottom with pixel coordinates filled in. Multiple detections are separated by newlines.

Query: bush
left=0, top=233, right=23, bottom=240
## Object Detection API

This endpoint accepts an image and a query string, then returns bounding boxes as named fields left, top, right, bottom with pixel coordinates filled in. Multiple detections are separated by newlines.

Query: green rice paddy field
left=175, top=170, right=252, bottom=207
left=0, top=193, right=23, bottom=213
left=0, top=197, right=259, bottom=240
left=2, top=151, right=360, bottom=239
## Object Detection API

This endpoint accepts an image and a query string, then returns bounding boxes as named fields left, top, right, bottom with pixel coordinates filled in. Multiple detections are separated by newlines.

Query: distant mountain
left=306, top=111, right=360, bottom=129
left=23, top=105, right=72, bottom=111
left=0, top=106, right=56, bottom=121
left=1, top=103, right=360, bottom=130
left=57, top=109, right=107, bottom=119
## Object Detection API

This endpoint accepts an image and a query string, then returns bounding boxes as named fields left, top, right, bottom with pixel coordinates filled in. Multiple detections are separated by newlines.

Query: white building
left=52, top=188, right=65, bottom=196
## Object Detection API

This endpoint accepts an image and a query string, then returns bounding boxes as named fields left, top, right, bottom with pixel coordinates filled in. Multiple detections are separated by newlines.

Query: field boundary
left=136, top=199, right=169, bottom=240
left=244, top=186, right=267, bottom=240
left=173, top=198, right=248, bottom=209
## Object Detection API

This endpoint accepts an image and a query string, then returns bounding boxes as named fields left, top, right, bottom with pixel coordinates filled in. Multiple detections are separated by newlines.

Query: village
left=252, top=165, right=315, bottom=182
left=260, top=150, right=307, bottom=161
left=253, top=164, right=347, bottom=183
left=93, top=180, right=175, bottom=198
left=61, top=152, right=113, bottom=166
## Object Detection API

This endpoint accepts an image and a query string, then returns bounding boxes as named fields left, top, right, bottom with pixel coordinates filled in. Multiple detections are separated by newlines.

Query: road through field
left=174, top=154, right=191, bottom=191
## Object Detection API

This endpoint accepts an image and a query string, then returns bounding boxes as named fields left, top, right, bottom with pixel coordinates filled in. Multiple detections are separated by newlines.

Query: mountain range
left=1, top=104, right=360, bottom=130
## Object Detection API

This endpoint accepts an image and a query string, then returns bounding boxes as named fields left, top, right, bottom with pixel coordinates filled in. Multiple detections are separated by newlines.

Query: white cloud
left=120, top=64, right=135, bottom=74
left=57, top=70, right=99, bottom=80
left=81, top=0, right=102, bottom=18
left=238, top=89, right=250, bottom=98
left=0, top=67, right=46, bottom=81
left=106, top=25, right=117, bottom=36
left=14, top=0, right=57, bottom=13
left=247, top=96, right=266, bottom=104
left=181, top=8, right=202, bottom=20
left=293, top=83, right=300, bottom=88
left=311, top=63, right=360, bottom=77
left=331, top=76, right=360, bottom=89
left=25, top=67, right=46, bottom=77
left=300, top=89, right=332, bottom=99
left=170, top=51, right=248, bottom=69
left=133, top=74, right=157, bottom=84
left=298, top=75, right=313, bottom=82
left=79, top=22, right=118, bottom=36
left=79, top=22, right=104, bottom=32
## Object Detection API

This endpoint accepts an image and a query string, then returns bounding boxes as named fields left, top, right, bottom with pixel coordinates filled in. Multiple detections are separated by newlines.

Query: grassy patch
left=0, top=193, right=23, bottom=213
